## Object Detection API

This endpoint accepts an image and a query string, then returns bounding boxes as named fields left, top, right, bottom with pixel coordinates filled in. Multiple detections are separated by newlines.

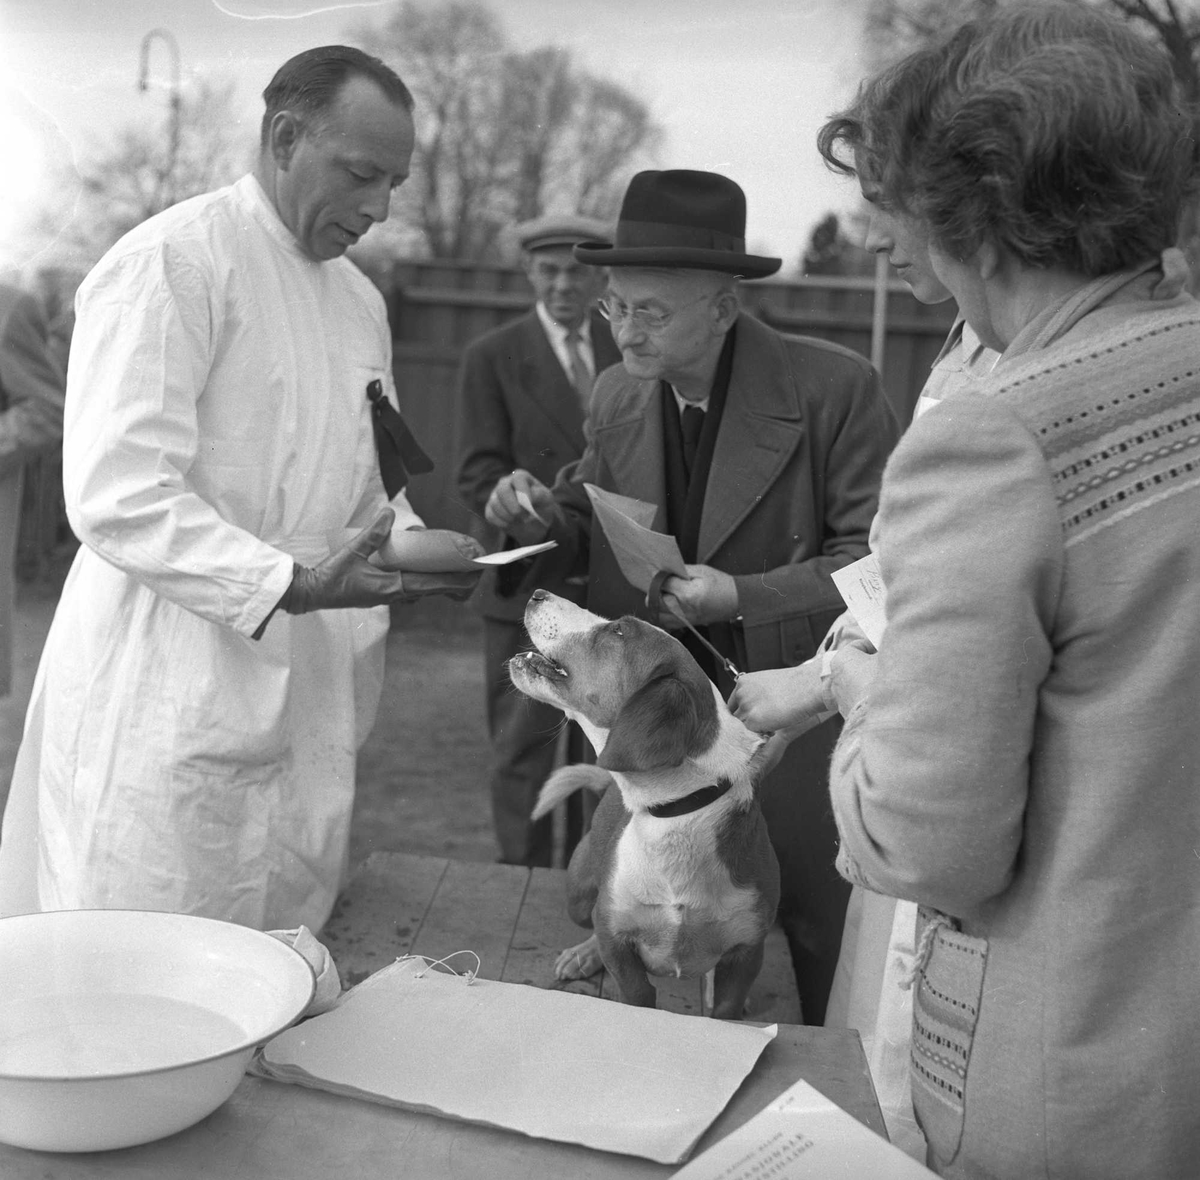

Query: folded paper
left=830, top=553, right=887, bottom=649
left=254, top=956, right=776, bottom=1164
left=585, top=483, right=685, bottom=593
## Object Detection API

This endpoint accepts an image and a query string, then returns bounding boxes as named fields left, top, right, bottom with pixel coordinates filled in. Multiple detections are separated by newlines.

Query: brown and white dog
left=507, top=589, right=780, bottom=1020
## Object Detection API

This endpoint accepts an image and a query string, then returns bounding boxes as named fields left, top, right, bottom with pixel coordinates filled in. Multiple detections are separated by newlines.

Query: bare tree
left=356, top=0, right=661, bottom=260
left=864, top=0, right=1002, bottom=60
left=500, top=47, right=578, bottom=224
left=552, top=74, right=660, bottom=219
left=35, top=79, right=250, bottom=275
left=868, top=0, right=1199, bottom=93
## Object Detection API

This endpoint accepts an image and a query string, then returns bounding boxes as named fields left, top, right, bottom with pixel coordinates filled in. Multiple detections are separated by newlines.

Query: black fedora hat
left=574, top=170, right=781, bottom=279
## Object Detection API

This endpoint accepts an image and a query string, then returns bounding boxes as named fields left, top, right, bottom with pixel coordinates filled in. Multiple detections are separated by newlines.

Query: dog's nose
left=530, top=589, right=549, bottom=602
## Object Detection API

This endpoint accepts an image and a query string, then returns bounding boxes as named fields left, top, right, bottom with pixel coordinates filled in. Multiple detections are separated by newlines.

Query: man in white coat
left=0, top=46, right=482, bottom=931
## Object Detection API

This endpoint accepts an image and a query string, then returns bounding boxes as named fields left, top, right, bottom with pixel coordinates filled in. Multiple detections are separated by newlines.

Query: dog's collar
left=646, top=777, right=734, bottom=818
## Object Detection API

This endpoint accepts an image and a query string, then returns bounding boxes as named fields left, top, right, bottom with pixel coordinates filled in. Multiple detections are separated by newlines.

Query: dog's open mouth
left=518, top=650, right=568, bottom=680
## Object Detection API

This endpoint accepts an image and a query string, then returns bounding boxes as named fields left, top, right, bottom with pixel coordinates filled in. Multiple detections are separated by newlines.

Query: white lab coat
left=0, top=175, right=421, bottom=931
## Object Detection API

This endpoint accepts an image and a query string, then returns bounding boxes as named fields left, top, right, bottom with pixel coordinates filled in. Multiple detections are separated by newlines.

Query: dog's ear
left=597, top=668, right=718, bottom=773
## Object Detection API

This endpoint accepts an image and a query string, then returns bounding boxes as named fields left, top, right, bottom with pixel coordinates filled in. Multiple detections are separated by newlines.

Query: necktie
left=564, top=329, right=593, bottom=410
left=681, top=404, right=705, bottom=476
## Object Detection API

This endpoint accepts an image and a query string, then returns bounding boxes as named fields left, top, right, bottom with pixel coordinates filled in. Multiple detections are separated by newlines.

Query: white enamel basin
left=0, top=909, right=315, bottom=1152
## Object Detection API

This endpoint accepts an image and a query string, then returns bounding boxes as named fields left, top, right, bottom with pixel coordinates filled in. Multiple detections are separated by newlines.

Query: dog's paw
left=553, top=935, right=604, bottom=980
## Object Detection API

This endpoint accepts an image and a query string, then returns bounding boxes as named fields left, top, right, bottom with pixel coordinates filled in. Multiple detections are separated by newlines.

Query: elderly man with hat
left=455, top=213, right=621, bottom=867
left=486, top=171, right=899, bottom=1022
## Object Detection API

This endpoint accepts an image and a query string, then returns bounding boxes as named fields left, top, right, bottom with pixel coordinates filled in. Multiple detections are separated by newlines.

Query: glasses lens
left=598, top=300, right=675, bottom=332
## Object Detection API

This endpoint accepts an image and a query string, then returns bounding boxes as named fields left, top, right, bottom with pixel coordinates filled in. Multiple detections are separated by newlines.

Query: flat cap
left=514, top=214, right=613, bottom=253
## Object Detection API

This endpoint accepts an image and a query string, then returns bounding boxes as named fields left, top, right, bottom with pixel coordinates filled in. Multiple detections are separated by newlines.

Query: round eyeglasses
left=597, top=291, right=712, bottom=333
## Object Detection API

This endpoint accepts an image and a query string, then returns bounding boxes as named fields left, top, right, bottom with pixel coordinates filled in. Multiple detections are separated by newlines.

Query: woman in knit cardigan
left=819, top=6, right=1200, bottom=1179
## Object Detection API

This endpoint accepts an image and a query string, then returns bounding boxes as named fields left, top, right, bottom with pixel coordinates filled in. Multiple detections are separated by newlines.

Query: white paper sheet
left=584, top=483, right=686, bottom=592
left=669, top=1078, right=936, bottom=1178
left=585, top=484, right=658, bottom=530
left=830, top=553, right=887, bottom=649
left=255, top=957, right=776, bottom=1165
left=471, top=539, right=557, bottom=566
left=515, top=488, right=550, bottom=526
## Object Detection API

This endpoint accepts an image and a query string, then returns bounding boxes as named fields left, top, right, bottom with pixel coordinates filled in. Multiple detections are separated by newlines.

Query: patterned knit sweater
left=829, top=263, right=1200, bottom=1180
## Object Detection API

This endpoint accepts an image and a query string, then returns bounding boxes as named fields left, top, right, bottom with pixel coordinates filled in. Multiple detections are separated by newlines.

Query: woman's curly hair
left=817, top=3, right=1198, bottom=277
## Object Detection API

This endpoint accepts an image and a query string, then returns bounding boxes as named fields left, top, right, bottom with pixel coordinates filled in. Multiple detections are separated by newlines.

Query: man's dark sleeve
left=453, top=338, right=513, bottom=523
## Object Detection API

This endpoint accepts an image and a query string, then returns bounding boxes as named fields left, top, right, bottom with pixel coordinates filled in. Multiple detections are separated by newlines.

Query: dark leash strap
left=646, top=568, right=741, bottom=680
left=367, top=378, right=435, bottom=498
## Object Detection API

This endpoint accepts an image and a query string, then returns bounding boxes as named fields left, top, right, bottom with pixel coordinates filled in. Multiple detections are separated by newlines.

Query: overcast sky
left=0, top=0, right=872, bottom=274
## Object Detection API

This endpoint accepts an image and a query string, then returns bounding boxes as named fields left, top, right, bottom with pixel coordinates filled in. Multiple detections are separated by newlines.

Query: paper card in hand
left=830, top=552, right=887, bottom=649
left=584, top=483, right=686, bottom=593
left=472, top=540, right=557, bottom=566
left=380, top=536, right=557, bottom=573
left=254, top=955, right=776, bottom=1165
left=422, top=539, right=558, bottom=571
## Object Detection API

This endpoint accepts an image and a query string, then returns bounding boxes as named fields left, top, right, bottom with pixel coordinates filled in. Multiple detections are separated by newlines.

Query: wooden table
left=0, top=852, right=884, bottom=1179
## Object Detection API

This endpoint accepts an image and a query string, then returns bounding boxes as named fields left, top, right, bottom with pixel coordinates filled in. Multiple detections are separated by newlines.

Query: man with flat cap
left=486, top=171, right=899, bottom=1022
left=455, top=213, right=620, bottom=867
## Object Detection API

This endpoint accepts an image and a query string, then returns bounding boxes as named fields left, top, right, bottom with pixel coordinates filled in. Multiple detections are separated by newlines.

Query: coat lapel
left=515, top=312, right=586, bottom=455
left=596, top=378, right=670, bottom=528
left=698, top=315, right=804, bottom=561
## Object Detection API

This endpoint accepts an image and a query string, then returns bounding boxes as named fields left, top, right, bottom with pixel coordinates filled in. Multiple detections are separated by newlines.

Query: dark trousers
left=758, top=716, right=851, bottom=1026
left=701, top=649, right=849, bottom=1026
left=483, top=616, right=583, bottom=867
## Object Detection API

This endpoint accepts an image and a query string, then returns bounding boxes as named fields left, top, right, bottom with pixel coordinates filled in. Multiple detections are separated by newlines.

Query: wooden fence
left=18, top=260, right=955, bottom=573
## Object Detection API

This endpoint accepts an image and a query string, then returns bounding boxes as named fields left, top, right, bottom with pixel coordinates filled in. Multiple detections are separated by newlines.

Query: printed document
left=670, top=1078, right=935, bottom=1178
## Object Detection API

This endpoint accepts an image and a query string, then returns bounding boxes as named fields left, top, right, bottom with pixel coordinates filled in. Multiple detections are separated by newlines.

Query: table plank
left=0, top=1027, right=884, bottom=1180
left=322, top=851, right=448, bottom=987
left=409, top=858, right=529, bottom=980
left=502, top=863, right=601, bottom=998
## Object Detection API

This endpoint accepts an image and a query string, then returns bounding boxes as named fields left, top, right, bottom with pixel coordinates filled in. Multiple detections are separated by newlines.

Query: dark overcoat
left=546, top=312, right=898, bottom=669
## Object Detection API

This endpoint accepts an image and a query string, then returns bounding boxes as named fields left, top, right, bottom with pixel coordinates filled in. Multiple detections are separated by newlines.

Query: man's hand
left=484, top=470, right=557, bottom=547
left=284, top=510, right=480, bottom=613
left=729, top=661, right=828, bottom=735
left=653, top=564, right=738, bottom=627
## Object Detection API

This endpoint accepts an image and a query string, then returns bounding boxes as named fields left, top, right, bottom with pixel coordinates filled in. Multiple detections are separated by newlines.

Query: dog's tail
left=531, top=763, right=614, bottom=821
